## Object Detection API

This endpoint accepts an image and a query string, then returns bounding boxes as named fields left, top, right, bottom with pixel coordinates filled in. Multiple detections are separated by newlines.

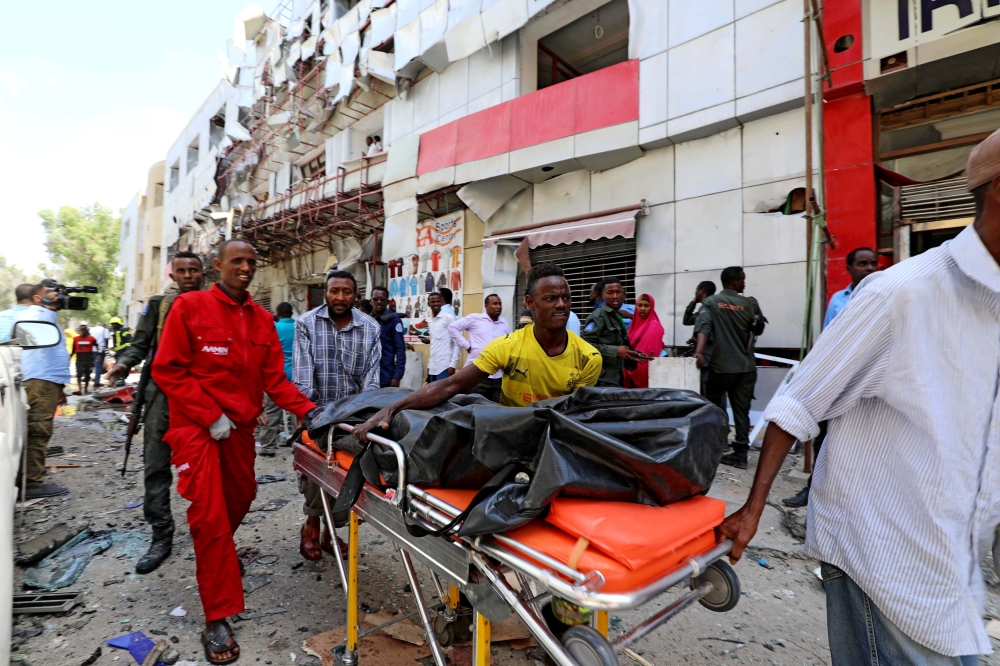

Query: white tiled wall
left=639, top=0, right=804, bottom=142
left=624, top=107, right=810, bottom=348
left=375, top=0, right=812, bottom=349
left=386, top=34, right=516, bottom=146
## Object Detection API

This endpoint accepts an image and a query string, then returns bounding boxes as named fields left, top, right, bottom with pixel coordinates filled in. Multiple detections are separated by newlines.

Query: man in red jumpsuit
left=153, top=239, right=316, bottom=664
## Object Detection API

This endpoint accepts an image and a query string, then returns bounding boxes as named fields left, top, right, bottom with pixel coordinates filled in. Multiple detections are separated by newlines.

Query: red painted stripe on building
left=455, top=100, right=513, bottom=164
left=416, top=121, right=459, bottom=176
left=416, top=59, right=640, bottom=176
left=510, top=78, right=577, bottom=151
left=575, top=59, right=639, bottom=134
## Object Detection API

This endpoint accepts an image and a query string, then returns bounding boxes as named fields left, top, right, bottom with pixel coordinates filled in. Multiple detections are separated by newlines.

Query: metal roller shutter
left=514, top=238, right=637, bottom=318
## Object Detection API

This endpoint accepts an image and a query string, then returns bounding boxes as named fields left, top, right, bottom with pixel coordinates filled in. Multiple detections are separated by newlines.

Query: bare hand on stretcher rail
left=353, top=363, right=491, bottom=443
left=716, top=422, right=797, bottom=563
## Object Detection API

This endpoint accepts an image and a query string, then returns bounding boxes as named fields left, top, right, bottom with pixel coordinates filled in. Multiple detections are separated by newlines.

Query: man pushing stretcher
left=352, top=261, right=603, bottom=437
left=352, top=262, right=603, bottom=630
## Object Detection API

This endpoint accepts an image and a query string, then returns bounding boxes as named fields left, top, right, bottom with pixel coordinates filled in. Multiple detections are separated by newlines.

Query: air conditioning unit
left=900, top=176, right=975, bottom=223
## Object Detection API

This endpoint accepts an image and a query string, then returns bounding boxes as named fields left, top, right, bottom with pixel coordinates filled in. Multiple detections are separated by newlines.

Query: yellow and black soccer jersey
left=473, top=325, right=602, bottom=407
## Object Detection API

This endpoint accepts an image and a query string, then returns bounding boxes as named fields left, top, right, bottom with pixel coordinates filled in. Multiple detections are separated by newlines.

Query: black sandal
left=202, top=620, right=240, bottom=664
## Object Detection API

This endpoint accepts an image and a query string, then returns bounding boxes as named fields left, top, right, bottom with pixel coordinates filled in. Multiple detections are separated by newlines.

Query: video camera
left=40, top=278, right=98, bottom=311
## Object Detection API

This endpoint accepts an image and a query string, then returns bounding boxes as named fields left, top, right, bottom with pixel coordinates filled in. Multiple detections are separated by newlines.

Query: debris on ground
left=243, top=574, right=272, bottom=594
left=987, top=619, right=1000, bottom=641
left=237, top=545, right=261, bottom=568
left=304, top=623, right=431, bottom=666
left=15, top=522, right=88, bottom=565
left=234, top=607, right=287, bottom=621
left=256, top=474, right=287, bottom=483
left=80, top=646, right=102, bottom=665
left=22, top=529, right=112, bottom=590
left=250, top=498, right=290, bottom=512
left=169, top=606, right=187, bottom=617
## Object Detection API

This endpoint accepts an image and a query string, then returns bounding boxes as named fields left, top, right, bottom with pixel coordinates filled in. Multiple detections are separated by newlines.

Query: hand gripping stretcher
left=293, top=424, right=741, bottom=666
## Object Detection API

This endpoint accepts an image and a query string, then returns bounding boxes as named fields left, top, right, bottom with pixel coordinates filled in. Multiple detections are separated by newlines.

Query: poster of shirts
left=385, top=210, right=464, bottom=339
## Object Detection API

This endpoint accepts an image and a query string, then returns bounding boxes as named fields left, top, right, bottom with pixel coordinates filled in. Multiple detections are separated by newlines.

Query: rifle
left=122, top=357, right=153, bottom=476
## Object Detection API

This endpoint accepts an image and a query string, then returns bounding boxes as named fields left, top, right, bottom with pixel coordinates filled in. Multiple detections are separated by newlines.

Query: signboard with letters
left=869, top=0, right=1000, bottom=62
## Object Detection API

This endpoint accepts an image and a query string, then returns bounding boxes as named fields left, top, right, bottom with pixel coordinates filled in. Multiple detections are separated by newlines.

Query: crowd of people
left=3, top=133, right=1000, bottom=665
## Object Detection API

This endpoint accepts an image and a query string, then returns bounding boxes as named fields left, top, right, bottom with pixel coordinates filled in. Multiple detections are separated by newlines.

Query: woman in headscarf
left=623, top=293, right=664, bottom=388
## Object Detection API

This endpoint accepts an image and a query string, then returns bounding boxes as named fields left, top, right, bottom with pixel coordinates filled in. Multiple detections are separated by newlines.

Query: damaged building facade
left=119, top=0, right=1000, bottom=356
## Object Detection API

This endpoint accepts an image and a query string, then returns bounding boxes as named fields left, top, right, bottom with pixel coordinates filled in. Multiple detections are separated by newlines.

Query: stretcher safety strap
left=567, top=537, right=590, bottom=571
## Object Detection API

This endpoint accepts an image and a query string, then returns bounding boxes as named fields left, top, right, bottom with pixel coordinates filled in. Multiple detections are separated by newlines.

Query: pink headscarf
left=624, top=293, right=664, bottom=389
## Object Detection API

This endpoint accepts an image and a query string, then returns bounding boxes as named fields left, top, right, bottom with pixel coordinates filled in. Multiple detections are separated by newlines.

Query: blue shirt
left=18, top=306, right=71, bottom=384
left=567, top=311, right=581, bottom=336
left=823, top=284, right=853, bottom=328
left=275, top=317, right=296, bottom=380
left=0, top=304, right=30, bottom=341
left=377, top=310, right=407, bottom=387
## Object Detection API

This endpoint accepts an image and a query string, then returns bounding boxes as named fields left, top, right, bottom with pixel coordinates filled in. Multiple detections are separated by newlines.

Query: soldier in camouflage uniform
left=106, top=251, right=205, bottom=573
left=582, top=278, right=648, bottom=387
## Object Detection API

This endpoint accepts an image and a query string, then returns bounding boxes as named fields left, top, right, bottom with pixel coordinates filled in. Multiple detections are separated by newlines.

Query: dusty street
left=11, top=396, right=1000, bottom=666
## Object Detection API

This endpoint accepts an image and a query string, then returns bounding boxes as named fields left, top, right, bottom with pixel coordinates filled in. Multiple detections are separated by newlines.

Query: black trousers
left=142, top=388, right=174, bottom=541
left=807, top=420, right=827, bottom=489
left=704, top=370, right=756, bottom=455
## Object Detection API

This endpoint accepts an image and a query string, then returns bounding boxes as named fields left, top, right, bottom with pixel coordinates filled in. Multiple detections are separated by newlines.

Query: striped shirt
left=764, top=225, right=1000, bottom=656
left=293, top=305, right=381, bottom=405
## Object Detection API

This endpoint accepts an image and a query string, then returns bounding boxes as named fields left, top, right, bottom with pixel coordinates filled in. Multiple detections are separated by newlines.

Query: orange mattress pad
left=314, top=447, right=724, bottom=594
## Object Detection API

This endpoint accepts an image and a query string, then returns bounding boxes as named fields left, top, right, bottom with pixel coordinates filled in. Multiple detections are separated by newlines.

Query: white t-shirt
left=90, top=325, right=111, bottom=352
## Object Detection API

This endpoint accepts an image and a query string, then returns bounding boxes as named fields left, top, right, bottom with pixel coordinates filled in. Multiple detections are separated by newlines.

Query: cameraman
left=17, top=283, right=71, bottom=499
left=0, top=283, right=44, bottom=341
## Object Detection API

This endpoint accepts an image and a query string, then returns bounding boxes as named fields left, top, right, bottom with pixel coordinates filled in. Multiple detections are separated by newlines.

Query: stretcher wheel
left=434, top=612, right=455, bottom=646
left=694, top=560, right=740, bottom=612
left=560, top=626, right=620, bottom=666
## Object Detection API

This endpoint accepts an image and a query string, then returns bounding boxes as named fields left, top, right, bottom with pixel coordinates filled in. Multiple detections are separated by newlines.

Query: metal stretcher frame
left=293, top=423, right=739, bottom=666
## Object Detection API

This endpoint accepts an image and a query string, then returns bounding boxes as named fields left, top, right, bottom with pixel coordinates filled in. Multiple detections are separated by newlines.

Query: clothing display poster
left=384, top=210, right=464, bottom=339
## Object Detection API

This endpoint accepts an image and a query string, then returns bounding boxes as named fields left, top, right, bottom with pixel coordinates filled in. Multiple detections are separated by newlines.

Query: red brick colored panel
left=825, top=164, right=877, bottom=263
left=826, top=64, right=865, bottom=99
left=416, top=120, right=459, bottom=176
left=823, top=93, right=873, bottom=172
left=510, top=78, right=577, bottom=151
left=575, top=59, right=639, bottom=134
left=823, top=0, right=863, bottom=72
left=456, top=101, right=512, bottom=164
left=826, top=258, right=851, bottom=296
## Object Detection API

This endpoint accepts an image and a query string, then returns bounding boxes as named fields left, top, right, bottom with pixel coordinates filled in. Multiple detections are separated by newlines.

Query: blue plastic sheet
left=107, top=631, right=167, bottom=666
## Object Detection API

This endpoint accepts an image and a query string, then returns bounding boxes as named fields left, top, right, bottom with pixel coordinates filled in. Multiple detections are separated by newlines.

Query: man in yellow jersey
left=353, top=262, right=602, bottom=432
left=353, top=262, right=602, bottom=633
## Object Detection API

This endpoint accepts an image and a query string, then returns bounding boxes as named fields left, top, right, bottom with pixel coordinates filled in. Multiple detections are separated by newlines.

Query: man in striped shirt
left=293, top=270, right=381, bottom=560
left=719, top=132, right=1000, bottom=664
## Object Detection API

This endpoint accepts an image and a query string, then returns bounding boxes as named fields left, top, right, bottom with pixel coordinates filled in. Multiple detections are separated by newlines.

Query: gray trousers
left=259, top=394, right=286, bottom=453
left=298, top=473, right=325, bottom=518
left=142, top=386, right=174, bottom=542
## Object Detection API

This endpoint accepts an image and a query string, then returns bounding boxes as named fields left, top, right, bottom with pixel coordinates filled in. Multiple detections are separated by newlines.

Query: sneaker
left=719, top=452, right=748, bottom=469
left=23, top=482, right=69, bottom=499
left=782, top=487, right=809, bottom=508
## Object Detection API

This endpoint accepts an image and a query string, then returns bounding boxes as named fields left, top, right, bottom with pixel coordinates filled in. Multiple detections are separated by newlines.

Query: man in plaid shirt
left=293, top=269, right=381, bottom=560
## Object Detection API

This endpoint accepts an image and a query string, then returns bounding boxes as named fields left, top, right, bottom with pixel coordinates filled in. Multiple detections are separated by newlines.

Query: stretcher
left=293, top=424, right=740, bottom=666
